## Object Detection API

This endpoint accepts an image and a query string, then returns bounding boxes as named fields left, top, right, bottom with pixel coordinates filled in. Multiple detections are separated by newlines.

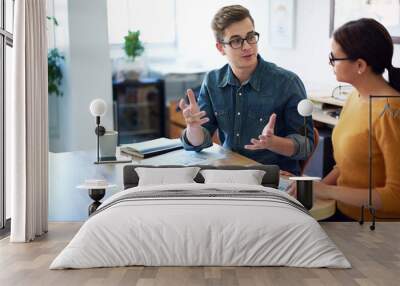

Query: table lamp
left=289, top=99, right=319, bottom=210
left=89, top=99, right=131, bottom=164
left=297, top=99, right=314, bottom=149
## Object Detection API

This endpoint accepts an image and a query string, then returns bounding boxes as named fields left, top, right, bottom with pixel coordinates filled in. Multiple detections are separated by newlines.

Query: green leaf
left=46, top=16, right=59, bottom=26
left=48, top=48, right=64, bottom=96
left=123, top=30, right=144, bottom=61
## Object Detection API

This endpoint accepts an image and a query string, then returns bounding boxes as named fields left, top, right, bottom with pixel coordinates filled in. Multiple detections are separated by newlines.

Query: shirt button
left=215, top=112, right=218, bottom=116
left=259, top=118, right=263, bottom=122
left=236, top=133, right=240, bottom=137
left=238, top=92, right=242, bottom=96
left=237, top=112, right=241, bottom=116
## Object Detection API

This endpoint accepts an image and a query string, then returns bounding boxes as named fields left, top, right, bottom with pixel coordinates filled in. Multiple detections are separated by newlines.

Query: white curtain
left=9, top=0, right=48, bottom=242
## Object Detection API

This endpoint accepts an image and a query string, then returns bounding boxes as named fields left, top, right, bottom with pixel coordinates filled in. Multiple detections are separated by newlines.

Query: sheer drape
left=9, top=0, right=48, bottom=242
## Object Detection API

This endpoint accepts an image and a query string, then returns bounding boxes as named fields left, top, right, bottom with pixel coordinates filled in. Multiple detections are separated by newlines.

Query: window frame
left=0, top=0, right=13, bottom=233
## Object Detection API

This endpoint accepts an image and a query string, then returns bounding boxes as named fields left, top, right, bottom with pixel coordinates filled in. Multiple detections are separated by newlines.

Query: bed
left=50, top=165, right=350, bottom=269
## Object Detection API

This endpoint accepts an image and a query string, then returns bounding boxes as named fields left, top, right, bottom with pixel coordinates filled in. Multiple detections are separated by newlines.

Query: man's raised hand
left=179, top=89, right=209, bottom=128
left=244, top=113, right=276, bottom=150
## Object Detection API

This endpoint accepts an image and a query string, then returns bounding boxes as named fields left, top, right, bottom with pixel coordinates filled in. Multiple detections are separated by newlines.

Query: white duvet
left=50, top=183, right=351, bottom=269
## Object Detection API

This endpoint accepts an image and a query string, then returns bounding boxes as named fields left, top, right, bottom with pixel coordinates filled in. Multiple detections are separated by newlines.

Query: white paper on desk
left=278, top=177, right=291, bottom=192
left=141, top=150, right=225, bottom=165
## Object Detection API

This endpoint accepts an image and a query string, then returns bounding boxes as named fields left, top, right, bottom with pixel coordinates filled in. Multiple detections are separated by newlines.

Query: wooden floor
left=0, top=222, right=399, bottom=286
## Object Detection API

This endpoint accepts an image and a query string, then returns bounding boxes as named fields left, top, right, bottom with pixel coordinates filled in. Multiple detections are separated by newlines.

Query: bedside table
left=77, top=180, right=117, bottom=216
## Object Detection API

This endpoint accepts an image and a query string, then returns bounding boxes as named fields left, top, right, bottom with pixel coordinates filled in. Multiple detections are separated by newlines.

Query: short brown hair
left=211, top=5, right=254, bottom=42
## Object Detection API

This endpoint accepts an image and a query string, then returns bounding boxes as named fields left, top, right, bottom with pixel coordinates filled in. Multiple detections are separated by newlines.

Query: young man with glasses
left=179, top=5, right=314, bottom=175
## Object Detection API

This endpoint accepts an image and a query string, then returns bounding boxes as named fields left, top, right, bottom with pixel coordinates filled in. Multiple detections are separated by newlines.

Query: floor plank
left=1, top=222, right=400, bottom=286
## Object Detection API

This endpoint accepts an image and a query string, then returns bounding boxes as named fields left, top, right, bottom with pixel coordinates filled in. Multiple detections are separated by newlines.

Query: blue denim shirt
left=182, top=55, right=314, bottom=175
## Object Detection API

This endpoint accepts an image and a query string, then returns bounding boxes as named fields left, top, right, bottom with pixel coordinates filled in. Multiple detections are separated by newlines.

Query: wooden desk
left=309, top=93, right=345, bottom=107
left=49, top=144, right=335, bottom=221
left=308, top=92, right=345, bottom=127
left=49, top=144, right=255, bottom=221
left=280, top=176, right=336, bottom=220
left=311, top=198, right=336, bottom=220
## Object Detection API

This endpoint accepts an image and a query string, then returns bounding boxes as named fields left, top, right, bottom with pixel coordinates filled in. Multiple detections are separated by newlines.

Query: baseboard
left=0, top=218, right=11, bottom=239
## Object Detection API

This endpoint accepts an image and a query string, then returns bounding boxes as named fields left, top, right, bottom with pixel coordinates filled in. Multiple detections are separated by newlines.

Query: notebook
left=278, top=177, right=291, bottom=192
left=120, top=137, right=183, bottom=158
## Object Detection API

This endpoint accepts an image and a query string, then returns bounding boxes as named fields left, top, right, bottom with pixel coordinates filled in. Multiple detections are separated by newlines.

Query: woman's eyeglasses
left=221, top=32, right=260, bottom=49
left=329, top=52, right=354, bottom=66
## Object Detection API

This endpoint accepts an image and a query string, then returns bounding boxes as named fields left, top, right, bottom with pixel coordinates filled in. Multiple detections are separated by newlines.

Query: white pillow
left=200, top=169, right=266, bottom=185
left=136, top=167, right=200, bottom=186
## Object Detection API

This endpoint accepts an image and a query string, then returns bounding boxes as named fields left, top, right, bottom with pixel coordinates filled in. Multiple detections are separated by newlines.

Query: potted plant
left=124, top=30, right=144, bottom=61
left=117, top=30, right=146, bottom=80
left=48, top=48, right=64, bottom=96
left=46, top=16, right=64, bottom=140
left=47, top=16, right=64, bottom=96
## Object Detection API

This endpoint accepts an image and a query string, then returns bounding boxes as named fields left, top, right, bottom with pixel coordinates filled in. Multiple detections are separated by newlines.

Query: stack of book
left=120, top=137, right=183, bottom=158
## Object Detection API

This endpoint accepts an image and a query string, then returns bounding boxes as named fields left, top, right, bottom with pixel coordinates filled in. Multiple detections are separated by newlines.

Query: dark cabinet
left=113, top=78, right=165, bottom=144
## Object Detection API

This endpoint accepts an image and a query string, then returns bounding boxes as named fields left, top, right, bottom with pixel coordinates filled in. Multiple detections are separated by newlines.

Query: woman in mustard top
left=291, top=18, right=400, bottom=221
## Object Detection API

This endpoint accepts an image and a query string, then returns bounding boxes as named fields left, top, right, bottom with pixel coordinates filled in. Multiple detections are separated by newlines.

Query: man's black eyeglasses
left=221, top=32, right=260, bottom=49
left=329, top=52, right=354, bottom=66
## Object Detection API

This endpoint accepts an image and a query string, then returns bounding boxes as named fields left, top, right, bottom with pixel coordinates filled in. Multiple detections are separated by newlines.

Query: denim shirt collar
left=218, top=54, right=264, bottom=92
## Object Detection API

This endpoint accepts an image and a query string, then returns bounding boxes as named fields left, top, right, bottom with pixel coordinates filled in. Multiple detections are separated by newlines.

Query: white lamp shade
left=89, top=99, right=107, bottom=117
left=297, top=99, right=314, bottom=117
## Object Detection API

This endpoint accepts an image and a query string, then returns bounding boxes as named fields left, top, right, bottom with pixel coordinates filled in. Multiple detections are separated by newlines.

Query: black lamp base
left=359, top=204, right=376, bottom=231
left=88, top=188, right=106, bottom=216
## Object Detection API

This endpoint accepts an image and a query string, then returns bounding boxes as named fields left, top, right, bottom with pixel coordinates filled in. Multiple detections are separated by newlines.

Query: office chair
left=300, top=127, right=319, bottom=175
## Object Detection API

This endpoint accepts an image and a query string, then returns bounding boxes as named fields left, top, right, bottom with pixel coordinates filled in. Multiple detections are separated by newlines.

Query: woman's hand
left=286, top=181, right=297, bottom=197
left=313, top=181, right=333, bottom=200
left=286, top=180, right=333, bottom=200
left=280, top=170, right=294, bottom=177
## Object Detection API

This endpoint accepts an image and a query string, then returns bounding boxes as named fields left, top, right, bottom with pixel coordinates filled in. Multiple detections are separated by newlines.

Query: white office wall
left=107, top=0, right=176, bottom=45
left=263, top=0, right=336, bottom=89
left=173, top=0, right=400, bottom=89
left=49, top=0, right=113, bottom=152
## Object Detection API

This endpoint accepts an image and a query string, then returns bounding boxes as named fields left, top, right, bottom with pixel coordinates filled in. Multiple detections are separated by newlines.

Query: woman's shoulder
left=373, top=94, right=400, bottom=137
left=338, top=89, right=361, bottom=115
left=372, top=92, right=400, bottom=116
left=386, top=93, right=400, bottom=108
